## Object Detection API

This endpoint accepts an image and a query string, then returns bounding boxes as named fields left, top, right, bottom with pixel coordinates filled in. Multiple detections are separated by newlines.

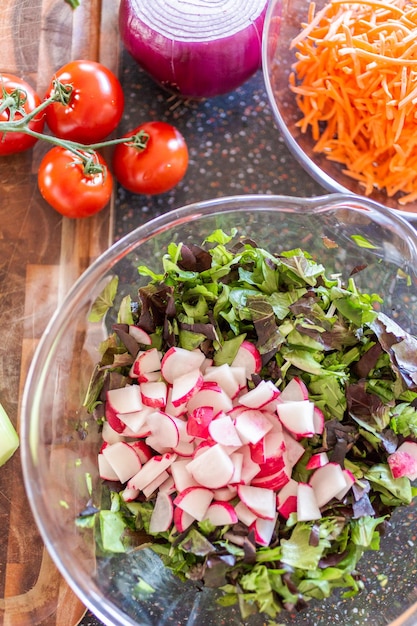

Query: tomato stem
left=0, top=77, right=150, bottom=173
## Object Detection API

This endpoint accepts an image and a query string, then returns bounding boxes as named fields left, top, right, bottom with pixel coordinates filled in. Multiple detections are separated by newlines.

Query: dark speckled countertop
left=113, top=48, right=326, bottom=243
left=79, top=43, right=326, bottom=626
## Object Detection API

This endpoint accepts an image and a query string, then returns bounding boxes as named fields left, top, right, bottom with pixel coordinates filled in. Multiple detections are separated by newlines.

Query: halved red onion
left=119, top=0, right=268, bottom=98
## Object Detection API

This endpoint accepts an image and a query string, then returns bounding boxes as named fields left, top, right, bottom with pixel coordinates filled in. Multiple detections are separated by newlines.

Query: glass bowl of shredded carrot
left=263, top=0, right=417, bottom=216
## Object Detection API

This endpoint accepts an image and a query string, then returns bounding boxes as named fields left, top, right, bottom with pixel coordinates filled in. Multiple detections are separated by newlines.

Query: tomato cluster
left=0, top=61, right=189, bottom=218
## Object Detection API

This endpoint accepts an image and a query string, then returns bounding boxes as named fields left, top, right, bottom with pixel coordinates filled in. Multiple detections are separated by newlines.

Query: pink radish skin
left=231, top=340, right=262, bottom=378
left=160, top=346, right=206, bottom=384
left=140, top=381, right=167, bottom=408
left=203, top=363, right=241, bottom=399
left=128, top=452, right=177, bottom=491
left=237, top=484, right=276, bottom=520
left=278, top=377, right=309, bottom=402
left=238, top=380, right=280, bottom=409
left=186, top=443, right=235, bottom=489
left=129, top=325, right=152, bottom=345
left=98, top=453, right=120, bottom=481
left=173, top=486, right=213, bottom=521
left=306, top=452, right=329, bottom=470
left=208, top=413, right=242, bottom=447
left=173, top=505, right=195, bottom=532
left=297, top=482, right=321, bottom=521
left=204, top=501, right=238, bottom=526
left=250, top=514, right=277, bottom=546
left=102, top=441, right=142, bottom=484
left=171, top=369, right=204, bottom=407
left=234, top=408, right=273, bottom=444
left=309, top=462, right=348, bottom=508
left=131, top=348, right=161, bottom=379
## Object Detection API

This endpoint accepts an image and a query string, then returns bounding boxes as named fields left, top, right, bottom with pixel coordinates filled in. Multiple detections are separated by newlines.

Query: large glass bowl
left=21, top=194, right=417, bottom=626
left=262, top=0, right=417, bottom=219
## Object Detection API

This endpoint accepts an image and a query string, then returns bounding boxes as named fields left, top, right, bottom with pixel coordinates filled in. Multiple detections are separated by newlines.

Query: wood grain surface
left=0, top=1, right=120, bottom=624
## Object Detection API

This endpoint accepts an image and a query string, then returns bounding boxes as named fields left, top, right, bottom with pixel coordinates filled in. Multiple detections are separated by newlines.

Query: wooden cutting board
left=0, top=1, right=120, bottom=624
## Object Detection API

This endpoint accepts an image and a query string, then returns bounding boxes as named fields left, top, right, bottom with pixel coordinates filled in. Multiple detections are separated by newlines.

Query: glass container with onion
left=118, top=0, right=268, bottom=98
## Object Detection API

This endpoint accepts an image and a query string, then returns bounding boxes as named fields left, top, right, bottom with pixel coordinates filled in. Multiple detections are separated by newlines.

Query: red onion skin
left=119, top=0, right=267, bottom=99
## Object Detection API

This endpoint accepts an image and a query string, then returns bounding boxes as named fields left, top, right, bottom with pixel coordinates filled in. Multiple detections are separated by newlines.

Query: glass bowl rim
left=260, top=0, right=417, bottom=221
left=19, top=192, right=417, bottom=626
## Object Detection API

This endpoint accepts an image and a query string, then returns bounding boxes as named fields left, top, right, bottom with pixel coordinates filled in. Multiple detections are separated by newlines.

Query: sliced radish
left=250, top=430, right=286, bottom=465
left=187, top=405, right=214, bottom=439
left=309, top=462, right=347, bottom=508
left=121, top=485, right=140, bottom=502
left=101, top=420, right=125, bottom=444
left=145, top=411, right=180, bottom=452
left=102, top=441, right=143, bottom=484
left=186, top=381, right=233, bottom=414
left=335, top=468, right=356, bottom=500
left=131, top=348, right=161, bottom=379
left=251, top=466, right=290, bottom=491
left=149, top=491, right=174, bottom=534
left=204, top=501, right=238, bottom=526
left=238, top=380, right=280, bottom=409
left=230, top=366, right=248, bottom=391
left=240, top=445, right=261, bottom=484
left=250, top=514, right=277, bottom=546
left=118, top=406, right=152, bottom=434
left=234, top=408, right=273, bottom=444
left=278, top=377, right=309, bottom=402
left=98, top=452, right=120, bottom=481
left=128, top=452, right=177, bottom=491
left=306, top=451, right=329, bottom=470
left=388, top=449, right=417, bottom=480
left=128, top=439, right=153, bottom=464
left=231, top=340, right=262, bottom=379
left=237, top=484, right=276, bottom=520
left=186, top=443, right=235, bottom=489
left=313, top=406, right=325, bottom=435
left=142, top=470, right=170, bottom=499
left=282, top=431, right=306, bottom=468
left=212, top=485, right=238, bottom=501
left=171, top=368, right=204, bottom=407
left=173, top=506, right=195, bottom=532
left=173, top=486, right=213, bottom=521
left=277, top=400, right=315, bottom=438
left=230, top=452, right=244, bottom=484
left=140, top=381, right=167, bottom=408
left=208, top=413, right=242, bottom=447
left=235, top=500, right=258, bottom=526
left=388, top=441, right=417, bottom=480
left=171, top=459, right=199, bottom=492
left=161, top=346, right=206, bottom=384
left=203, top=363, right=241, bottom=399
left=159, top=474, right=176, bottom=495
left=129, top=325, right=152, bottom=345
left=107, top=385, right=143, bottom=414
left=297, top=482, right=321, bottom=521
left=165, top=386, right=188, bottom=417
left=276, top=478, right=298, bottom=519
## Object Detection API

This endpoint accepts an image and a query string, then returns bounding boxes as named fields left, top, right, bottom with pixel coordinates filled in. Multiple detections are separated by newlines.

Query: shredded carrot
left=289, top=0, right=417, bottom=205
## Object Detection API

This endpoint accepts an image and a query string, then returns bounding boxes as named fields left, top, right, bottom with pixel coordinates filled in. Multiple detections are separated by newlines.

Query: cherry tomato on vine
left=0, top=74, right=45, bottom=155
left=112, top=121, right=189, bottom=195
left=38, top=147, right=113, bottom=218
left=44, top=60, right=124, bottom=143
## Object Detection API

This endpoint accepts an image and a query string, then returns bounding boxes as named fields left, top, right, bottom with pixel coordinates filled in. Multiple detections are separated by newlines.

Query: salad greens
left=80, top=229, right=417, bottom=620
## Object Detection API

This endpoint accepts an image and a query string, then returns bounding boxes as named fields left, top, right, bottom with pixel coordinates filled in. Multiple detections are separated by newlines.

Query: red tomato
left=112, top=121, right=188, bottom=195
left=44, top=60, right=124, bottom=143
left=38, top=147, right=113, bottom=218
left=0, top=74, right=45, bottom=155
